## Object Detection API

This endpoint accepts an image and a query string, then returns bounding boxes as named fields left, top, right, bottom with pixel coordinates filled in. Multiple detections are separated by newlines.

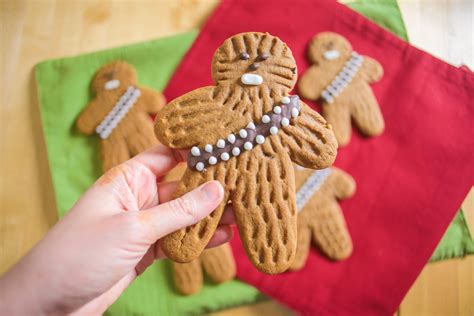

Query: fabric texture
left=162, top=0, right=474, bottom=315
left=35, top=31, right=263, bottom=316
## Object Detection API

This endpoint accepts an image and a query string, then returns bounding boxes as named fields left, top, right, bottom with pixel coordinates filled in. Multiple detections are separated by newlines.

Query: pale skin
left=0, top=144, right=235, bottom=315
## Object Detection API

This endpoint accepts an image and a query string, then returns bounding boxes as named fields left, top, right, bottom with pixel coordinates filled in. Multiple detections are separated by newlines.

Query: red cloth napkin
left=163, top=0, right=474, bottom=314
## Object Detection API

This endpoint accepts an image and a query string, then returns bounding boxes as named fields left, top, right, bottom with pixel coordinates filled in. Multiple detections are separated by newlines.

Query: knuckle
left=169, top=195, right=199, bottom=222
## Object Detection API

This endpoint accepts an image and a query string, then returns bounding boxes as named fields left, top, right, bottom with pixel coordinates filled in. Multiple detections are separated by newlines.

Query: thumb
left=138, top=181, right=224, bottom=242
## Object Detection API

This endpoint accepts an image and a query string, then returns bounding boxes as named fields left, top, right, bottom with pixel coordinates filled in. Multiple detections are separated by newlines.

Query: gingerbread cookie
left=76, top=61, right=165, bottom=172
left=290, top=166, right=355, bottom=271
left=298, top=32, right=384, bottom=146
left=154, top=32, right=338, bottom=274
left=172, top=243, right=236, bottom=295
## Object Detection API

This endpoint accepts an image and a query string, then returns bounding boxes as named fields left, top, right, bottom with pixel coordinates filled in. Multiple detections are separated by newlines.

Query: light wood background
left=0, top=1, right=472, bottom=315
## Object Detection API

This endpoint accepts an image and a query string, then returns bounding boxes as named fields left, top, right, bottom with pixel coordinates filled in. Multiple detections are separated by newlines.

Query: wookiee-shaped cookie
left=154, top=32, right=338, bottom=274
left=173, top=243, right=236, bottom=295
left=290, top=166, right=355, bottom=271
left=298, top=32, right=384, bottom=146
left=76, top=61, right=165, bottom=172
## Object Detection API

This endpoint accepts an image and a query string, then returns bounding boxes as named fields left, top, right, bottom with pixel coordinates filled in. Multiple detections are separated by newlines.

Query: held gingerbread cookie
left=76, top=61, right=165, bottom=172
left=290, top=166, right=356, bottom=271
left=155, top=32, right=338, bottom=274
left=298, top=32, right=384, bottom=146
left=172, top=243, right=236, bottom=295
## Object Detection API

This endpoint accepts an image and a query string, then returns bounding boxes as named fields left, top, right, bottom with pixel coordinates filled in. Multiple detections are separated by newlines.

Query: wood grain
left=0, top=1, right=472, bottom=315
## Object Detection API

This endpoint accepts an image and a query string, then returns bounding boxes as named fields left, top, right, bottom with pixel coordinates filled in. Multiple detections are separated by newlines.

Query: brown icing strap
left=188, top=95, right=301, bottom=172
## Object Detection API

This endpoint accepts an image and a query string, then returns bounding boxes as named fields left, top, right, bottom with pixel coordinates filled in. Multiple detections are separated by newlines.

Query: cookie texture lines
left=188, top=95, right=301, bottom=171
left=95, top=86, right=141, bottom=139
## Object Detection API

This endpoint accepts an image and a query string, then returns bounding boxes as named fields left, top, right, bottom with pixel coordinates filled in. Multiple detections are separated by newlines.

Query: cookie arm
left=297, top=65, right=327, bottom=101
left=330, top=168, right=356, bottom=200
left=138, top=86, right=166, bottom=115
left=360, top=57, right=383, bottom=83
left=76, top=98, right=105, bottom=135
left=154, top=86, right=227, bottom=148
left=280, top=101, right=338, bottom=169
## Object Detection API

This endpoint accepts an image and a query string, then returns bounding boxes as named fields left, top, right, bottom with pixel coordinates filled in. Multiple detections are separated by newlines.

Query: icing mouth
left=323, top=50, right=340, bottom=60
left=104, top=79, right=120, bottom=90
left=241, top=73, right=263, bottom=86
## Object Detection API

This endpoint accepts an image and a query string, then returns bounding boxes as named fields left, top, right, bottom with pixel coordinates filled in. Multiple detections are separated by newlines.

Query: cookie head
left=308, top=32, right=352, bottom=64
left=211, top=32, right=297, bottom=94
left=92, top=61, right=138, bottom=93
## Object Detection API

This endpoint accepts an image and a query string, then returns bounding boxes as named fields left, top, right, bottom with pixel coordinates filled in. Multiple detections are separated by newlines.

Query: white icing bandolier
left=296, top=168, right=332, bottom=212
left=321, top=51, right=364, bottom=103
left=187, top=95, right=301, bottom=172
left=95, top=86, right=141, bottom=139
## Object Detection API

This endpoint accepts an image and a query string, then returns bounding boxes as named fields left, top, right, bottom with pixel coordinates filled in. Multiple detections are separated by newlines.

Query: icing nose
left=323, top=49, right=340, bottom=60
left=241, top=73, right=263, bottom=86
left=104, top=79, right=120, bottom=90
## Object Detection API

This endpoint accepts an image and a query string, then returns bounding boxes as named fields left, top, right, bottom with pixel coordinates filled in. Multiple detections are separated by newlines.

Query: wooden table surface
left=1, top=1, right=472, bottom=315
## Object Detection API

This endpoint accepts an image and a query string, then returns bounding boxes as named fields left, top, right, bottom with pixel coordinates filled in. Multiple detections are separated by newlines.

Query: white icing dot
left=247, top=122, right=256, bottom=130
left=244, top=142, right=253, bottom=151
left=239, top=129, right=248, bottom=138
left=191, top=146, right=201, bottom=156
left=273, top=106, right=282, bottom=114
left=255, top=135, right=265, bottom=144
left=227, top=134, right=236, bottom=144
left=208, top=156, right=217, bottom=165
left=261, top=115, right=271, bottom=123
left=216, top=139, right=225, bottom=148
left=291, top=108, right=300, bottom=118
left=281, top=118, right=290, bottom=127
left=281, top=96, right=290, bottom=104
left=205, top=144, right=213, bottom=153
left=196, top=162, right=205, bottom=171
left=221, top=152, right=230, bottom=161
left=232, top=147, right=241, bottom=156
left=104, top=79, right=120, bottom=90
left=324, top=49, right=341, bottom=60
left=270, top=126, right=278, bottom=135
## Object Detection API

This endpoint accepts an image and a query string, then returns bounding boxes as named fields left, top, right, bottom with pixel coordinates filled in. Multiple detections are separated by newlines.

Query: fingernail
left=199, top=181, right=224, bottom=203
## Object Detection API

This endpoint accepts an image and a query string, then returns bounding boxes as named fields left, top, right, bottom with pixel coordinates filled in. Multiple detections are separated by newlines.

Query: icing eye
left=258, top=53, right=269, bottom=61
left=239, top=52, right=250, bottom=60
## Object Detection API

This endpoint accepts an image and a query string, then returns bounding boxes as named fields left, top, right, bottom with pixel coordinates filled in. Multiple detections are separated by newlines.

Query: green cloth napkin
left=35, top=1, right=472, bottom=315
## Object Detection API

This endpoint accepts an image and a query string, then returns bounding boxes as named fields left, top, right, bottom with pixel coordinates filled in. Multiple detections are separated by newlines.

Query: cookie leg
left=309, top=200, right=352, bottom=260
left=232, top=144, right=297, bottom=274
left=289, top=224, right=312, bottom=271
left=350, top=86, right=385, bottom=137
left=127, top=119, right=158, bottom=156
left=322, top=102, right=351, bottom=147
left=101, top=137, right=130, bottom=172
left=201, top=243, right=236, bottom=284
left=160, top=164, right=229, bottom=262
left=172, top=259, right=203, bottom=295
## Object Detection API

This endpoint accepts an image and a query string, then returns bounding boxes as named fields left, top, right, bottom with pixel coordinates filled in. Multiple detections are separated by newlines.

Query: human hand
left=0, top=144, right=234, bottom=315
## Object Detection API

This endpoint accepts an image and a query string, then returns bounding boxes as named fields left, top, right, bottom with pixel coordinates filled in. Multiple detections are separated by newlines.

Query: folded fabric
left=35, top=31, right=263, bottom=316
left=162, top=0, right=474, bottom=315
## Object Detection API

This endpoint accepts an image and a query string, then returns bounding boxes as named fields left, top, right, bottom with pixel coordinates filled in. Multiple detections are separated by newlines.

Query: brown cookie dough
left=76, top=61, right=165, bottom=172
left=290, top=166, right=355, bottom=271
left=172, top=243, right=236, bottom=295
left=154, top=32, right=338, bottom=274
left=298, top=32, right=384, bottom=146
